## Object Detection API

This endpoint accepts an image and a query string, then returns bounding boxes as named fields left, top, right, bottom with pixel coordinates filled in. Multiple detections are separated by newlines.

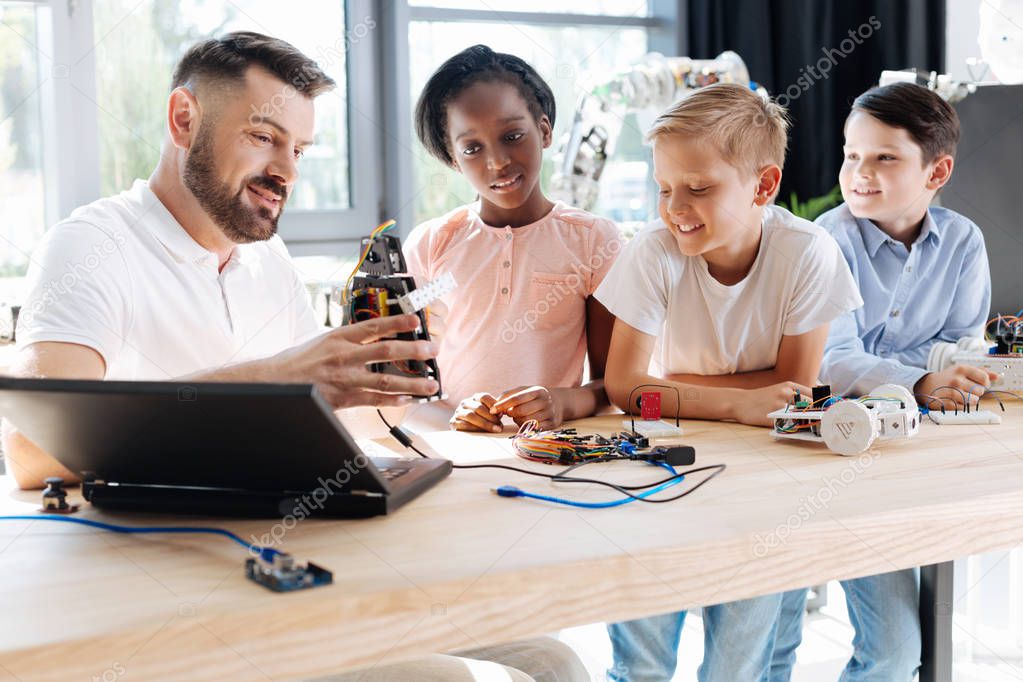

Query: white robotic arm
left=550, top=51, right=759, bottom=210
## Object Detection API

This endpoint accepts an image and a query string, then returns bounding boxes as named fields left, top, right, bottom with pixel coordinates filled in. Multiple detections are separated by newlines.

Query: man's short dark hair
left=850, top=82, right=960, bottom=163
left=172, top=31, right=335, bottom=98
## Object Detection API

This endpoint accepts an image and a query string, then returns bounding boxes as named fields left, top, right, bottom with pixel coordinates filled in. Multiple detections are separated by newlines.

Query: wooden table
left=2, top=404, right=1023, bottom=681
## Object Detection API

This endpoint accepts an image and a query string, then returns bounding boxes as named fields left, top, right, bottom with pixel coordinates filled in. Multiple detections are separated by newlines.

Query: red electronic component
left=640, top=391, right=661, bottom=421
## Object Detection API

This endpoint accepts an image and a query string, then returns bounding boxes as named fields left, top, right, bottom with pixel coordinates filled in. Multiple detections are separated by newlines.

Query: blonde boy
left=597, top=84, right=862, bottom=681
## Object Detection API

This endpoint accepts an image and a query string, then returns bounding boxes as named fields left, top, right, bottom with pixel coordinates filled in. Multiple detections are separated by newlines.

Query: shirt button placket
left=500, top=228, right=513, bottom=300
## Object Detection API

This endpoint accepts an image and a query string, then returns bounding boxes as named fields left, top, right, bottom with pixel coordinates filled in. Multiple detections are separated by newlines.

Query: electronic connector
left=245, top=552, right=333, bottom=593
left=397, top=272, right=457, bottom=314
left=928, top=410, right=1002, bottom=425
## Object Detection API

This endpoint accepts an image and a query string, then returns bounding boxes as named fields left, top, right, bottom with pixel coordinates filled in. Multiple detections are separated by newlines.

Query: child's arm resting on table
left=604, top=319, right=809, bottom=427
left=822, top=311, right=994, bottom=406
left=665, top=324, right=829, bottom=389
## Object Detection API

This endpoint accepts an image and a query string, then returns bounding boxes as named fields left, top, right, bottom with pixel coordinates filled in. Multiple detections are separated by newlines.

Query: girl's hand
left=491, top=385, right=564, bottom=430
left=450, top=392, right=503, bottom=432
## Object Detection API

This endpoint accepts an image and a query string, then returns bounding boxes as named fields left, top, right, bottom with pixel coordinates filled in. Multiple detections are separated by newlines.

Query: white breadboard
left=928, top=409, right=1002, bottom=425
left=623, top=419, right=683, bottom=438
left=397, top=272, right=456, bottom=314
left=952, top=353, right=1023, bottom=391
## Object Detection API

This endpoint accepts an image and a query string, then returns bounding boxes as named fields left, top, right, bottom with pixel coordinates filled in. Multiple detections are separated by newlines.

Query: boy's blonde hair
left=646, top=82, right=790, bottom=178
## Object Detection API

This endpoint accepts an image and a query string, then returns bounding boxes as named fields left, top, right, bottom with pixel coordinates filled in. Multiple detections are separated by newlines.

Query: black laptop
left=0, top=378, right=451, bottom=518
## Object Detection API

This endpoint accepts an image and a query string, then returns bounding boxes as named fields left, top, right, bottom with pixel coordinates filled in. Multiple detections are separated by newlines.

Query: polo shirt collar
left=137, top=179, right=256, bottom=268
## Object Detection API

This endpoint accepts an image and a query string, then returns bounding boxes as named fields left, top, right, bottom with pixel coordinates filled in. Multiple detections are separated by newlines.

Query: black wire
left=555, top=456, right=687, bottom=490
left=377, top=409, right=431, bottom=458
left=375, top=410, right=632, bottom=493
left=375, top=410, right=725, bottom=503
left=376, top=408, right=394, bottom=429
left=965, top=383, right=996, bottom=412
left=627, top=384, right=682, bottom=430
left=452, top=461, right=640, bottom=497
left=914, top=393, right=951, bottom=414
left=553, top=460, right=728, bottom=503
left=981, top=389, right=1023, bottom=412
left=454, top=460, right=727, bottom=503
left=452, top=459, right=660, bottom=497
left=933, top=385, right=970, bottom=413
left=979, top=390, right=1005, bottom=412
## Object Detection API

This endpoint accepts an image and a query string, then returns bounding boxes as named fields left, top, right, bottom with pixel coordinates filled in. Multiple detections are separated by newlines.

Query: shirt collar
left=137, top=179, right=256, bottom=269
left=229, top=243, right=258, bottom=267
left=917, top=209, right=942, bottom=248
left=856, top=208, right=942, bottom=257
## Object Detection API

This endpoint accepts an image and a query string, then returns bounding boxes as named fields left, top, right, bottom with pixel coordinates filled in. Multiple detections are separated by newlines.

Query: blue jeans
left=607, top=592, right=797, bottom=682
left=775, top=569, right=921, bottom=681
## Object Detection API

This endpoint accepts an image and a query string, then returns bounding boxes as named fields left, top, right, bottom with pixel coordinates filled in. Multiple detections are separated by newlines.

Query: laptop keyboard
left=375, top=460, right=413, bottom=481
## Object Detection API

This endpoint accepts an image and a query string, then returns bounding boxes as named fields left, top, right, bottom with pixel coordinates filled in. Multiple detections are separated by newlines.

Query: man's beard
left=182, top=123, right=288, bottom=244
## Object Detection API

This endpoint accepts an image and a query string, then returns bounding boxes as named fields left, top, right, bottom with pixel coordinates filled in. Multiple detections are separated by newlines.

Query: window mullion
left=45, top=0, right=101, bottom=220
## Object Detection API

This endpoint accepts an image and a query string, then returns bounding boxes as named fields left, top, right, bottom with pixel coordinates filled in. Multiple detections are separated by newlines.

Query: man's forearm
left=178, top=356, right=280, bottom=383
left=2, top=422, right=79, bottom=490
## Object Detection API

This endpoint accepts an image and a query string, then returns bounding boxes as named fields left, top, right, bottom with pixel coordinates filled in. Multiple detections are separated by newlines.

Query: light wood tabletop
left=2, top=402, right=1023, bottom=681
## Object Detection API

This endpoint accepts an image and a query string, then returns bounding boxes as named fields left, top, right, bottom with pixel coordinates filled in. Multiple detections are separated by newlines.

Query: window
left=0, top=1, right=49, bottom=277
left=3, top=0, right=379, bottom=264
left=92, top=0, right=350, bottom=211
left=407, top=5, right=653, bottom=229
left=5, top=1, right=673, bottom=271
left=408, top=0, right=649, bottom=15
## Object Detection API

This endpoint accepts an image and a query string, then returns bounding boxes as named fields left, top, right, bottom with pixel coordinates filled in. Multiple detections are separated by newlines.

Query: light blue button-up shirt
left=818, top=203, right=991, bottom=395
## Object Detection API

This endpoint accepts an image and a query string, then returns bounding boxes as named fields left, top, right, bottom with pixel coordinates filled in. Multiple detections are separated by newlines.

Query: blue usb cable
left=0, top=515, right=280, bottom=560
left=493, top=461, right=684, bottom=508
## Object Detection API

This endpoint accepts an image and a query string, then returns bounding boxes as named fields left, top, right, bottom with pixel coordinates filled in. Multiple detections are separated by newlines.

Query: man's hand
left=450, top=393, right=503, bottom=432
left=268, top=314, right=439, bottom=408
left=733, top=381, right=811, bottom=427
left=491, top=385, right=564, bottom=430
left=916, top=365, right=999, bottom=410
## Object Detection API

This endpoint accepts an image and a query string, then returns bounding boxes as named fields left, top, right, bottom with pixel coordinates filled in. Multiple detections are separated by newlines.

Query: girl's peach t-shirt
left=404, top=201, right=622, bottom=407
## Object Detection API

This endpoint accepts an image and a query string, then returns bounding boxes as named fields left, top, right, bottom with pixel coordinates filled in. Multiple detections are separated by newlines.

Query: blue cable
left=0, top=515, right=280, bottom=560
left=494, top=462, right=685, bottom=509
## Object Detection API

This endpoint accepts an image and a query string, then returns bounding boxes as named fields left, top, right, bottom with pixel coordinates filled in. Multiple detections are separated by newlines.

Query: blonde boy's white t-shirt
left=594, top=205, right=863, bottom=376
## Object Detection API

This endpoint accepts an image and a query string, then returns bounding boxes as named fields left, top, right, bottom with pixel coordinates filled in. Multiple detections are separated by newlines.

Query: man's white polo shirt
left=17, top=179, right=323, bottom=379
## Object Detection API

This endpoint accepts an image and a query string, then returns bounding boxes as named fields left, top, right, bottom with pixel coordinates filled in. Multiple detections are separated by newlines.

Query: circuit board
left=245, top=554, right=333, bottom=593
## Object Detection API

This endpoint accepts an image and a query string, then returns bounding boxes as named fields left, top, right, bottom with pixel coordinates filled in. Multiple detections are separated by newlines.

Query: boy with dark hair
left=773, top=82, right=993, bottom=681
